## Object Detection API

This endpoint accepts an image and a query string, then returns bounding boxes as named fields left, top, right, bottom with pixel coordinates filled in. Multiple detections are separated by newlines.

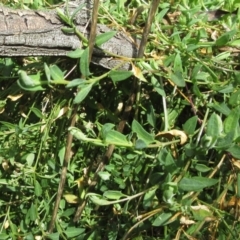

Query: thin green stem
left=196, top=98, right=212, bottom=145
left=160, top=76, right=169, bottom=131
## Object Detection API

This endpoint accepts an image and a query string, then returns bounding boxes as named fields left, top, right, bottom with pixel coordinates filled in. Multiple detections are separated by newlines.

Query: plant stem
left=48, top=107, right=78, bottom=233
left=88, top=0, right=100, bottom=62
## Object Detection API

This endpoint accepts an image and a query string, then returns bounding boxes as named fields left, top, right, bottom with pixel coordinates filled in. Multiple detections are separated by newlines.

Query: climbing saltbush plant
left=0, top=0, right=240, bottom=239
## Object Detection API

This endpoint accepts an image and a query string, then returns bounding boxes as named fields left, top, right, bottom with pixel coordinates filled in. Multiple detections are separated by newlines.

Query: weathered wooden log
left=0, top=0, right=138, bottom=69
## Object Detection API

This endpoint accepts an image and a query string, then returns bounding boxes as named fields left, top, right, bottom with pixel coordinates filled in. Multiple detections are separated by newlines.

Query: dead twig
left=48, top=107, right=78, bottom=233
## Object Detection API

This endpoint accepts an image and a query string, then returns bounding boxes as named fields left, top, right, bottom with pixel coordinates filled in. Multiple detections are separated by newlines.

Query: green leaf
left=135, top=139, right=148, bottom=149
left=163, top=152, right=177, bottom=174
left=88, top=194, right=113, bottom=205
left=24, top=233, right=34, bottom=240
left=74, top=84, right=93, bottom=104
left=80, top=47, right=91, bottom=77
left=50, top=65, right=64, bottom=81
left=229, top=38, right=240, bottom=47
left=208, top=102, right=231, bottom=116
left=224, top=108, right=240, bottom=135
left=105, top=130, right=132, bottom=147
left=163, top=186, right=175, bottom=204
left=98, top=171, right=111, bottom=180
left=192, top=63, right=203, bottom=78
left=65, top=227, right=85, bottom=238
left=61, top=208, right=75, bottom=217
left=151, top=76, right=166, bottom=97
left=183, top=116, right=198, bottom=135
left=215, top=131, right=235, bottom=150
left=0, top=233, right=10, bottom=240
left=212, top=83, right=234, bottom=94
left=170, top=71, right=185, bottom=87
left=103, top=190, right=128, bottom=200
left=194, top=164, right=211, bottom=172
left=141, top=61, right=154, bottom=71
left=191, top=206, right=213, bottom=221
left=26, top=153, right=35, bottom=167
left=0, top=100, right=6, bottom=109
left=179, top=177, right=218, bottom=191
left=69, top=127, right=103, bottom=146
left=58, top=146, right=65, bottom=166
left=44, top=62, right=51, bottom=82
left=0, top=121, right=16, bottom=130
left=215, top=30, right=236, bottom=47
left=213, top=51, right=231, bottom=61
left=29, top=203, right=37, bottom=221
left=18, top=70, right=45, bottom=91
left=34, top=180, right=42, bottom=197
left=56, top=8, right=71, bottom=25
left=108, top=70, right=132, bottom=82
left=61, top=27, right=75, bottom=34
left=46, top=233, right=60, bottom=240
left=96, top=31, right=117, bottom=47
left=203, top=64, right=218, bottom=82
left=147, top=105, right=156, bottom=128
left=162, top=181, right=177, bottom=205
left=0, top=179, right=9, bottom=184
left=156, top=7, right=169, bottom=21
left=173, top=52, right=183, bottom=72
left=229, top=89, right=240, bottom=107
left=66, top=78, right=86, bottom=88
left=213, top=84, right=234, bottom=94
left=143, top=189, right=156, bottom=208
left=67, top=48, right=84, bottom=58
left=101, top=123, right=115, bottom=139
left=69, top=127, right=88, bottom=140
left=152, top=212, right=172, bottom=226
left=201, top=135, right=217, bottom=149
left=206, top=113, right=223, bottom=137
left=193, top=83, right=202, bottom=97
left=30, top=107, right=45, bottom=119
left=132, top=120, right=155, bottom=144
left=228, top=145, right=240, bottom=158
left=70, top=2, right=86, bottom=21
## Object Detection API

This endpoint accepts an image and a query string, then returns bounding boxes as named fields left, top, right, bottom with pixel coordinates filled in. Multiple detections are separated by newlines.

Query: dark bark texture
left=0, top=0, right=138, bottom=69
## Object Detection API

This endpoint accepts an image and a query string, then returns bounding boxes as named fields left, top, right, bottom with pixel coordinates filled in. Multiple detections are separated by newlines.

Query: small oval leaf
left=103, top=190, right=127, bottom=200
left=34, top=180, right=42, bottom=197
left=67, top=48, right=84, bottom=58
left=170, top=71, right=185, bottom=87
left=88, top=194, right=113, bottom=205
left=95, top=31, right=117, bottom=47
left=109, top=70, right=132, bottom=82
left=98, top=171, right=111, bottom=180
left=80, top=47, right=91, bottom=77
left=74, top=84, right=93, bottom=104
left=179, top=177, right=218, bottom=191
left=132, top=120, right=155, bottom=144
left=50, top=65, right=64, bottom=81
left=105, top=130, right=132, bottom=147
left=206, top=113, right=223, bottom=137
left=66, top=79, right=86, bottom=88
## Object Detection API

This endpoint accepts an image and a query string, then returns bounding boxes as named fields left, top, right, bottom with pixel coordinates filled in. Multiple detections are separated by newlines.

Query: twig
left=88, top=0, right=100, bottom=62
left=48, top=107, right=78, bottom=233
left=137, top=0, right=160, bottom=58
left=134, top=0, right=160, bottom=118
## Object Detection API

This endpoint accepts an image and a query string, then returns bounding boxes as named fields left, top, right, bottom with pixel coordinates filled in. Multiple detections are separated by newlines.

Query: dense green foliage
left=1, top=0, right=240, bottom=239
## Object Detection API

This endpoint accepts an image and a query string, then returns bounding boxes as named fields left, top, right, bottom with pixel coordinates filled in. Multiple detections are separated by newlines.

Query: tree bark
left=0, top=0, right=138, bottom=69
